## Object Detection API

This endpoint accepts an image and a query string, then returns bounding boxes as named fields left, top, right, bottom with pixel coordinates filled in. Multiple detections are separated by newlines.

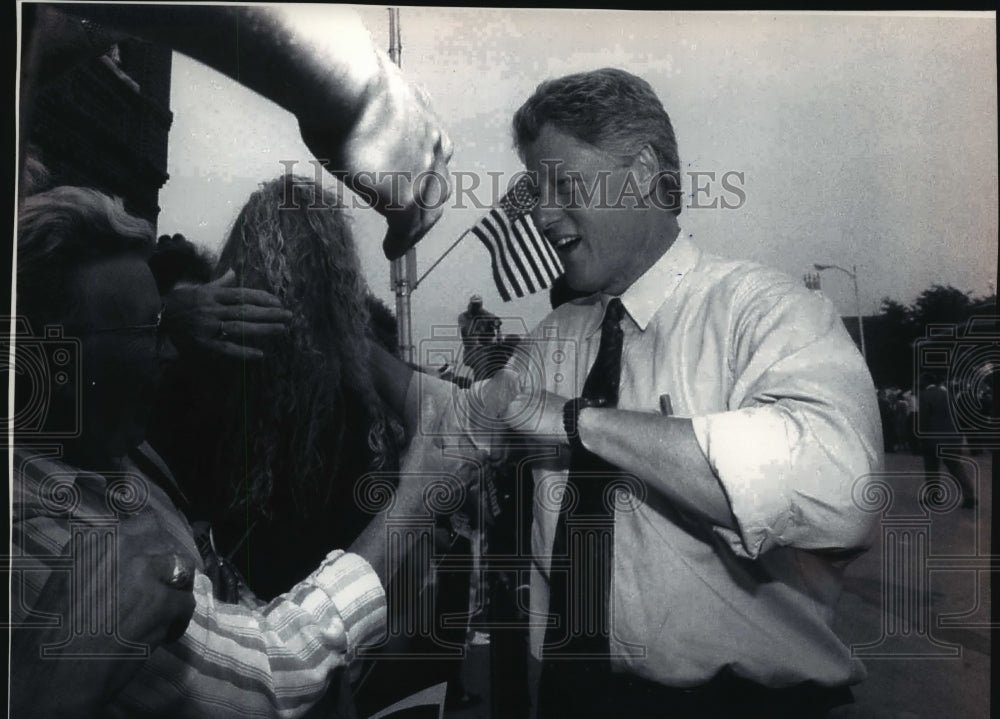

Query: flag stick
left=413, top=228, right=473, bottom=291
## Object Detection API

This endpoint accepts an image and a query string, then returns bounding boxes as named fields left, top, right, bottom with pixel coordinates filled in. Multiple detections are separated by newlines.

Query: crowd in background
left=878, top=379, right=993, bottom=454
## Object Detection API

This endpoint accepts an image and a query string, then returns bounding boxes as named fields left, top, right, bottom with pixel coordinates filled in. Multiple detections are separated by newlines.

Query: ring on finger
left=166, top=554, right=194, bottom=590
left=217, top=320, right=229, bottom=341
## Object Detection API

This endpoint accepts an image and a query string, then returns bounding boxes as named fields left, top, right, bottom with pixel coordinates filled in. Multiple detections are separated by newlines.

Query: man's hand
left=299, top=56, right=454, bottom=260
left=465, top=368, right=568, bottom=441
left=163, top=269, right=292, bottom=360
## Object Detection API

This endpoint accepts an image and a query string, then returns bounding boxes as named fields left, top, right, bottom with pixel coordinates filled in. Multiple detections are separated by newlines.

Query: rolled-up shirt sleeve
left=690, top=275, right=883, bottom=560
left=112, top=550, right=386, bottom=719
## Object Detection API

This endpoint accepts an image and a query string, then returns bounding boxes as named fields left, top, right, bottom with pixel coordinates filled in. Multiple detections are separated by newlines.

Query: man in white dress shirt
left=374, top=67, right=883, bottom=719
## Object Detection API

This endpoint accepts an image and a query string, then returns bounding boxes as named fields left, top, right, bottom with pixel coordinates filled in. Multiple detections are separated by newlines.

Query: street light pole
left=813, top=263, right=867, bottom=363
left=851, top=264, right=866, bottom=364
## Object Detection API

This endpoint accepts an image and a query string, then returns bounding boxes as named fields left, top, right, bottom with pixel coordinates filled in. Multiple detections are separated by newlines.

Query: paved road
left=447, top=450, right=993, bottom=719
left=830, top=450, right=992, bottom=719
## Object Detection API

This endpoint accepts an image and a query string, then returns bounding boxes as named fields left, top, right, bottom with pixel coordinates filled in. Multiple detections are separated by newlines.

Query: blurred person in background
left=918, top=372, right=977, bottom=508
left=459, top=293, right=504, bottom=381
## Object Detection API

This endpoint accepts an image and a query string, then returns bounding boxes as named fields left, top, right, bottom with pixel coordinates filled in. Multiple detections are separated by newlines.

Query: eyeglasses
left=89, top=305, right=167, bottom=351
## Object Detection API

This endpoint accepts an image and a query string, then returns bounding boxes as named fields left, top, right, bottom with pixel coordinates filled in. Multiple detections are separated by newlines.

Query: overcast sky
left=157, top=8, right=998, bottom=356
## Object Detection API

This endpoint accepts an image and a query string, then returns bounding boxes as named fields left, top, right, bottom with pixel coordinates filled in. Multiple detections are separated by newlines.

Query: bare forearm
left=369, top=342, right=416, bottom=429
left=499, top=378, right=732, bottom=526
left=575, top=407, right=736, bottom=528
left=348, top=481, right=428, bottom=588
left=55, top=5, right=379, bottom=136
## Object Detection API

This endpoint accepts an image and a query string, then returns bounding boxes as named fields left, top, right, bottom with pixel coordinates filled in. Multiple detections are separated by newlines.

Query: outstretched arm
left=25, top=4, right=453, bottom=257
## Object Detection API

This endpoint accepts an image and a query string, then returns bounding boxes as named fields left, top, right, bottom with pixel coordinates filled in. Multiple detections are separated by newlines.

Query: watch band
left=563, top=397, right=604, bottom=452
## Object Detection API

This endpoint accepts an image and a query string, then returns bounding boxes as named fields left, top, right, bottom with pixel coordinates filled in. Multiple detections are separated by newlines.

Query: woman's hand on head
left=162, top=269, right=293, bottom=360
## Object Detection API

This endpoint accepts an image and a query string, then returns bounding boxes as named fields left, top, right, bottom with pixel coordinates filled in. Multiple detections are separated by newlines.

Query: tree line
left=861, top=284, right=996, bottom=390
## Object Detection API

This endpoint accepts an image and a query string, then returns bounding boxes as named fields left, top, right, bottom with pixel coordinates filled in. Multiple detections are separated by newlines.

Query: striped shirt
left=10, top=444, right=386, bottom=718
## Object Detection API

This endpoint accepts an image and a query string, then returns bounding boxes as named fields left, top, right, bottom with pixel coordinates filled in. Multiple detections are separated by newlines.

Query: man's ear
left=630, top=144, right=660, bottom=201
left=631, top=144, right=681, bottom=212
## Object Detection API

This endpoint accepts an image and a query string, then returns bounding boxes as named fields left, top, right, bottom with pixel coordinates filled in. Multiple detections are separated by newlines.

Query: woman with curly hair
left=157, top=175, right=405, bottom=601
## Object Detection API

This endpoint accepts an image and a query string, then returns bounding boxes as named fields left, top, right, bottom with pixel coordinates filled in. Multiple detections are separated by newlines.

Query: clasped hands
left=468, top=367, right=570, bottom=441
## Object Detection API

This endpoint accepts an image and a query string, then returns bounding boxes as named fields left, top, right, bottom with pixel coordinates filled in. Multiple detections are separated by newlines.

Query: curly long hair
left=212, top=175, right=402, bottom=523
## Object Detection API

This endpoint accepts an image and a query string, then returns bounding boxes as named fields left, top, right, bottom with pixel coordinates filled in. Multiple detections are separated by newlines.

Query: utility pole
left=388, top=7, right=416, bottom=363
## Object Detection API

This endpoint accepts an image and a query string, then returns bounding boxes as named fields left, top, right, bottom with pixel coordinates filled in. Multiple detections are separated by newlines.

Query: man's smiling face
left=524, top=124, right=648, bottom=296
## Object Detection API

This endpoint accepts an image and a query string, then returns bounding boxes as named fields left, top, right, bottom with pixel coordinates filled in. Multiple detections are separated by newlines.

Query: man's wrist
left=563, top=397, right=604, bottom=451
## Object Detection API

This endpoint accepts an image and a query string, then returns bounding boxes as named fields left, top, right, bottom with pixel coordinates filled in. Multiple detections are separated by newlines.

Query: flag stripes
left=469, top=178, right=563, bottom=302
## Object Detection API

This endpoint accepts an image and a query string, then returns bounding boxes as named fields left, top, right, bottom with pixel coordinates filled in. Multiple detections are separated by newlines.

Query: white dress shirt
left=413, top=232, right=883, bottom=692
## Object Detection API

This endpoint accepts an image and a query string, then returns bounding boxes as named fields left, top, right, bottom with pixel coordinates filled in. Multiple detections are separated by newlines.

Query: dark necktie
left=537, top=297, right=626, bottom=718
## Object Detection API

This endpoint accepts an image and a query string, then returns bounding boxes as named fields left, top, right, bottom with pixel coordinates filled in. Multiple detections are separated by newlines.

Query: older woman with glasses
left=10, top=186, right=439, bottom=718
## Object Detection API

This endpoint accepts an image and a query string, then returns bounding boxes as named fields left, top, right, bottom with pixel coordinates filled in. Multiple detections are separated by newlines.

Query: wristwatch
left=563, top=397, right=606, bottom=451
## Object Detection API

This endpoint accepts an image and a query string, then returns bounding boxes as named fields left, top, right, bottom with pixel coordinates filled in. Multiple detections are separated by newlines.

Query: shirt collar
left=585, top=229, right=698, bottom=337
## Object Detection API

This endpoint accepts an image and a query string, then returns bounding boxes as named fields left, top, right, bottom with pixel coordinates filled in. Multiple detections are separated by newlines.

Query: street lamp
left=813, top=263, right=867, bottom=363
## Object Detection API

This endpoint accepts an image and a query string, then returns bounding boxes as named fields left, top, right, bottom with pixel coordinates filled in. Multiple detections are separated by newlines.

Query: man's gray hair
left=512, top=67, right=682, bottom=214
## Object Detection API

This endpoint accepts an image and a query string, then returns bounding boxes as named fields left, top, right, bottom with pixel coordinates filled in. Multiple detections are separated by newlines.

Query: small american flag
left=470, top=175, right=563, bottom=302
